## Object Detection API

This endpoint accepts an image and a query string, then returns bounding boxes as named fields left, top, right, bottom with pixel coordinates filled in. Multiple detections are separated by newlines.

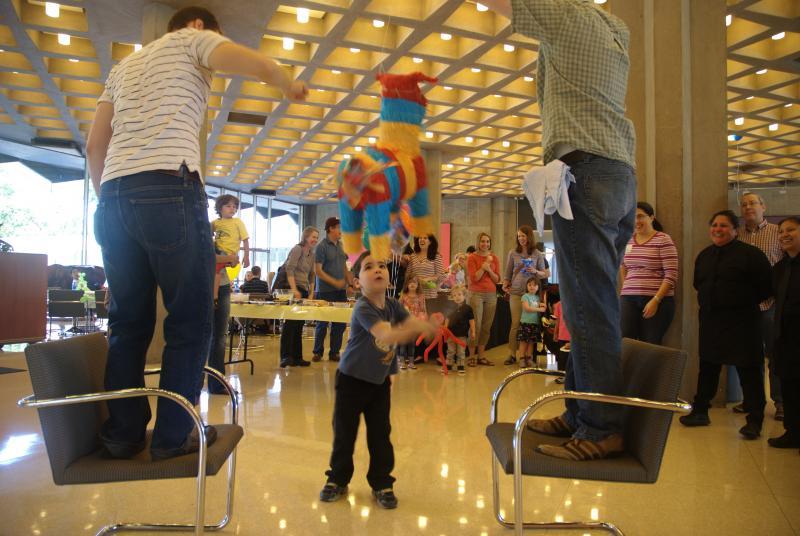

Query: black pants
left=780, top=375, right=799, bottom=437
left=325, top=371, right=395, bottom=490
left=693, top=360, right=766, bottom=425
left=620, top=295, right=675, bottom=345
left=279, top=288, right=309, bottom=364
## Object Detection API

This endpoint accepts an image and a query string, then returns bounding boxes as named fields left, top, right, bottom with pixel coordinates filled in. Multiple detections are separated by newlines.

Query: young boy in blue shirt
left=320, top=250, right=434, bottom=509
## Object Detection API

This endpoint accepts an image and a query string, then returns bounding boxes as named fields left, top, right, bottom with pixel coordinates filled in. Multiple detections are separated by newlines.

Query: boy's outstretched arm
left=371, top=317, right=435, bottom=346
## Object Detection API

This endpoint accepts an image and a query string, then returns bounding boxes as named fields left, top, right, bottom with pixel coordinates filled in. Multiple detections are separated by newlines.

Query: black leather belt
left=155, top=167, right=200, bottom=181
left=559, top=150, right=592, bottom=167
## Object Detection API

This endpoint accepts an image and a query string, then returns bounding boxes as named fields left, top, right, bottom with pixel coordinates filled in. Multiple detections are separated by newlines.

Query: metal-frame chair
left=486, top=338, right=691, bottom=536
left=17, top=333, right=243, bottom=535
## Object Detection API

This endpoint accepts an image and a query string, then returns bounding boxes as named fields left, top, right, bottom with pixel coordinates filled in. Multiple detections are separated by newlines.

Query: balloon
left=225, top=264, right=241, bottom=282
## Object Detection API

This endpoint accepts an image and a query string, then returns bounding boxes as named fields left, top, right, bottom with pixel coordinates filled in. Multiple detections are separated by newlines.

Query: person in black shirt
left=445, top=285, right=475, bottom=374
left=240, top=265, right=270, bottom=295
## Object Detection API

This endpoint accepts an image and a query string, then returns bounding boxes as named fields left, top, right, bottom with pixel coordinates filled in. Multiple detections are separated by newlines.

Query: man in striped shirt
left=86, top=6, right=307, bottom=460
left=737, top=192, right=783, bottom=420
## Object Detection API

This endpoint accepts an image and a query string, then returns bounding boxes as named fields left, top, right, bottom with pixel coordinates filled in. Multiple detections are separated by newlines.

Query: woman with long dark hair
left=502, top=225, right=549, bottom=366
left=405, top=234, right=445, bottom=305
left=619, top=202, right=679, bottom=344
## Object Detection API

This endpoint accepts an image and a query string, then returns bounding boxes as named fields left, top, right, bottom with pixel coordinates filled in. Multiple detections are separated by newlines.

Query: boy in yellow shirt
left=211, top=194, right=249, bottom=303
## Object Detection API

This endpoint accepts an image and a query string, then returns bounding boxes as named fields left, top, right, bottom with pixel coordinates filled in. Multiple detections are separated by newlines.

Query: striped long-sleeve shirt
left=621, top=232, right=679, bottom=297
left=406, top=253, right=445, bottom=299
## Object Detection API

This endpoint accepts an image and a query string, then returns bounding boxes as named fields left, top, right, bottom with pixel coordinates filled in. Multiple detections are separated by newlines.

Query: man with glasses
left=737, top=192, right=783, bottom=420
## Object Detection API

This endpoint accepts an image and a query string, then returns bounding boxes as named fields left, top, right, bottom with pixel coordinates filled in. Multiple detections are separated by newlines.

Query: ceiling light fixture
left=728, top=134, right=742, bottom=142
left=523, top=76, right=533, bottom=82
left=594, top=0, right=607, bottom=4
left=425, top=131, right=434, bottom=139
left=57, top=33, right=70, bottom=46
left=45, top=2, right=59, bottom=18
left=746, top=95, right=754, bottom=100
left=282, top=37, right=294, bottom=51
left=444, top=86, right=453, bottom=91
left=756, top=68, right=767, bottom=75
left=368, top=137, right=376, bottom=143
left=134, top=43, right=142, bottom=52
left=725, top=14, right=732, bottom=26
left=373, top=19, right=385, bottom=28
left=446, top=163, right=454, bottom=169
left=350, top=47, right=360, bottom=53
left=412, top=57, right=423, bottom=63
left=476, top=3, right=488, bottom=11
left=465, top=136, right=474, bottom=143
left=68, top=58, right=79, bottom=63
left=463, top=156, right=471, bottom=163
left=503, top=44, right=515, bottom=52
left=734, top=117, right=744, bottom=125
left=296, top=8, right=310, bottom=24
left=771, top=32, right=785, bottom=40
left=471, top=67, right=481, bottom=73
left=355, top=146, right=362, bottom=151
left=332, top=69, right=341, bottom=74
left=441, top=33, right=452, bottom=41
left=785, top=103, right=793, bottom=108
left=481, top=149, right=489, bottom=155
left=768, top=123, right=778, bottom=131
left=502, top=140, right=510, bottom=148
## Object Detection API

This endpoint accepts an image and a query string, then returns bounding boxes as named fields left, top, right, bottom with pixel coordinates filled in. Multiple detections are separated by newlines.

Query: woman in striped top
left=620, top=202, right=679, bottom=344
left=404, top=235, right=445, bottom=303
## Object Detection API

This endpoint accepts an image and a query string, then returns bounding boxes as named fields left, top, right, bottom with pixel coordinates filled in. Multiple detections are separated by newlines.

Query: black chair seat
left=486, top=422, right=650, bottom=483
left=59, top=424, right=243, bottom=485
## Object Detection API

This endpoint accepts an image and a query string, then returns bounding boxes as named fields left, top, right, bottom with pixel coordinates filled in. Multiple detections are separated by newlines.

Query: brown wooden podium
left=0, top=252, right=47, bottom=345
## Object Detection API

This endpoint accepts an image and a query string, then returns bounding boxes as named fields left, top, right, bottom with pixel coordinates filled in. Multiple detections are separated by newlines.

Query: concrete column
left=423, top=149, right=442, bottom=233
left=490, top=197, right=518, bottom=275
left=613, top=0, right=728, bottom=399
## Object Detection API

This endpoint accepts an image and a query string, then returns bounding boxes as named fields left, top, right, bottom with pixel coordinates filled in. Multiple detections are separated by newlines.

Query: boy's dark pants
left=326, top=371, right=395, bottom=490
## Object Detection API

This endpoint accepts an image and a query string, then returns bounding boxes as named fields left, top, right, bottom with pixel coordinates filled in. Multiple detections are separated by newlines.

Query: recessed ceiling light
left=216, top=165, right=222, bottom=169
left=68, top=58, right=79, bottom=63
left=412, top=57, right=423, bottom=64
left=725, top=14, right=732, bottom=27
left=57, top=33, right=70, bottom=46
left=283, top=37, right=294, bottom=51
left=368, top=137, right=376, bottom=144
left=471, top=67, right=481, bottom=73
left=344, top=154, right=351, bottom=159
left=502, top=140, right=510, bottom=148
left=441, top=33, right=452, bottom=41
left=476, top=3, right=488, bottom=12
left=444, top=86, right=453, bottom=91
left=594, top=0, right=607, bottom=3
left=296, top=7, right=310, bottom=24
left=481, top=149, right=489, bottom=155
left=446, top=163, right=454, bottom=169
left=756, top=68, right=767, bottom=75
left=771, top=32, right=785, bottom=40
left=467, top=108, right=475, bottom=111
left=768, top=123, right=778, bottom=131
left=463, top=156, right=471, bottom=163
left=355, top=146, right=362, bottom=151
left=45, top=2, right=59, bottom=18
left=784, top=103, right=793, bottom=108
left=494, top=94, right=501, bottom=98
left=746, top=95, right=754, bottom=100
left=465, top=136, right=474, bottom=143
left=425, top=131, right=434, bottom=139
left=134, top=43, right=142, bottom=52
left=332, top=69, right=341, bottom=74
left=350, top=47, right=360, bottom=53
left=734, top=117, right=744, bottom=125
left=373, top=19, right=385, bottom=28
left=503, top=44, right=515, bottom=52
left=524, top=76, right=533, bottom=82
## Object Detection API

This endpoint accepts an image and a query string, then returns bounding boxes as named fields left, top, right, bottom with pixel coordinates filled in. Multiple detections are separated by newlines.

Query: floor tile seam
left=743, top=438, right=798, bottom=534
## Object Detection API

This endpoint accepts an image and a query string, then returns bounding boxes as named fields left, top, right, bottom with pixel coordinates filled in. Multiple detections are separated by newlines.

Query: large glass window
left=269, top=199, right=301, bottom=271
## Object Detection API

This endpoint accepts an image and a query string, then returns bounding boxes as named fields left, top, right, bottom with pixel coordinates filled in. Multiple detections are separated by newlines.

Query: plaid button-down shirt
left=740, top=218, right=782, bottom=311
left=511, top=0, right=636, bottom=166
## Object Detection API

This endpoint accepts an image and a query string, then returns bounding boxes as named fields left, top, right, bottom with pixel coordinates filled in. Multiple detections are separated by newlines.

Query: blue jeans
left=552, top=153, right=637, bottom=441
left=313, top=289, right=347, bottom=357
left=206, top=283, right=231, bottom=394
left=95, top=171, right=215, bottom=455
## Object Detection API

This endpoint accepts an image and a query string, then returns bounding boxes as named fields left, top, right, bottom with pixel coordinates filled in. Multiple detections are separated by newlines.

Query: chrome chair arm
left=490, top=367, right=565, bottom=424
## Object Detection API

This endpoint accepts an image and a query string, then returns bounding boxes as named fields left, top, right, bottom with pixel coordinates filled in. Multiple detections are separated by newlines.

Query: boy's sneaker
left=457, top=365, right=465, bottom=375
left=407, top=362, right=417, bottom=370
left=504, top=355, right=517, bottom=365
left=372, top=488, right=398, bottom=509
left=319, top=482, right=348, bottom=502
left=399, top=362, right=407, bottom=370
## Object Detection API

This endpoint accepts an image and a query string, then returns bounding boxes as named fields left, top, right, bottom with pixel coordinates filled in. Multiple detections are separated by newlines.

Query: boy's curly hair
left=214, top=194, right=239, bottom=216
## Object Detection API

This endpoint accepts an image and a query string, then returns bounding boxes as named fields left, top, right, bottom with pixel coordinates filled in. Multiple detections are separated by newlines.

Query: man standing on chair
left=313, top=217, right=353, bottom=362
left=478, top=0, right=636, bottom=461
left=86, top=6, right=307, bottom=460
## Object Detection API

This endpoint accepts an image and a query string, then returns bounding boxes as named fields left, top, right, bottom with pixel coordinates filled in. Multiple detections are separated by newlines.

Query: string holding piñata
left=337, top=72, right=438, bottom=260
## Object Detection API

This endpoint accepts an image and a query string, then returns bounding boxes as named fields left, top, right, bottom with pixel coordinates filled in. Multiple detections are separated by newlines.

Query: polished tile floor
left=1, top=335, right=798, bottom=535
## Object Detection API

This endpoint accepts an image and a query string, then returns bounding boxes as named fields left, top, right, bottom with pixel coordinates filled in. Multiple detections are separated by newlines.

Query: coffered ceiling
left=0, top=0, right=797, bottom=202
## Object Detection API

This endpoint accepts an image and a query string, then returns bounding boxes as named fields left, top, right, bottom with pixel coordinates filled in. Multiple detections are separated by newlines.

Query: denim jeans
left=313, top=289, right=348, bottom=357
left=620, top=295, right=675, bottom=345
left=206, top=283, right=231, bottom=394
left=552, top=153, right=637, bottom=441
left=95, top=171, right=215, bottom=454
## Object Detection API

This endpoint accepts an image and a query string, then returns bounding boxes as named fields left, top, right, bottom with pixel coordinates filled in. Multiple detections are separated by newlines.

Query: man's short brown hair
left=325, top=217, right=341, bottom=232
left=214, top=194, right=238, bottom=215
left=167, top=6, right=220, bottom=33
